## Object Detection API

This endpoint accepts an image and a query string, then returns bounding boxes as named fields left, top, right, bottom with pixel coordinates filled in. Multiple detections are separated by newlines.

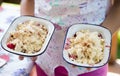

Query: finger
left=31, top=57, right=37, bottom=62
left=19, top=56, right=24, bottom=60
left=30, top=65, right=37, bottom=76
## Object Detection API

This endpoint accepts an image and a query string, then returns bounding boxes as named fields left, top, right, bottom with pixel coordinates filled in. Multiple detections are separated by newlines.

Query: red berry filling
left=69, top=54, right=78, bottom=60
left=7, top=43, right=15, bottom=50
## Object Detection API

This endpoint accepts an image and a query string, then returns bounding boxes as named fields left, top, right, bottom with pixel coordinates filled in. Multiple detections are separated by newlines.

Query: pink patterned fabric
left=35, top=63, right=47, bottom=76
left=35, top=63, right=107, bottom=76
left=33, top=0, right=110, bottom=75
left=78, top=64, right=108, bottom=76
left=54, top=66, right=68, bottom=76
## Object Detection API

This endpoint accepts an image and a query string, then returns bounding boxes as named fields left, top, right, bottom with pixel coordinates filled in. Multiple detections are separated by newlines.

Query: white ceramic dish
left=1, top=16, right=55, bottom=57
left=63, top=24, right=111, bottom=68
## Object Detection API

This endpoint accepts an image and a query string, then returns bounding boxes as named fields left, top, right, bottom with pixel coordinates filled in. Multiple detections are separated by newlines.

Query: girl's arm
left=102, top=0, right=120, bottom=34
left=30, top=65, right=37, bottom=76
left=20, top=0, right=37, bottom=60
left=20, top=0, right=35, bottom=16
left=102, top=0, right=120, bottom=64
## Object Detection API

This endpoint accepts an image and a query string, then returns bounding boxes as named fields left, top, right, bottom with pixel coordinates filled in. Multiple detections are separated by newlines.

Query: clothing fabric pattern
left=33, top=0, right=110, bottom=76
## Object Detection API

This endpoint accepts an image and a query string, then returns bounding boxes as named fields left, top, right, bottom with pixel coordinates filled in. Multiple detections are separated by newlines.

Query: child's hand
left=19, top=56, right=37, bottom=62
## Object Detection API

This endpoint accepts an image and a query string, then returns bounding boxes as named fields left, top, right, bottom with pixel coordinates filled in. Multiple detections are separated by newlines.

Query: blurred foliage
left=0, top=0, right=20, bottom=5
left=117, top=30, right=120, bottom=58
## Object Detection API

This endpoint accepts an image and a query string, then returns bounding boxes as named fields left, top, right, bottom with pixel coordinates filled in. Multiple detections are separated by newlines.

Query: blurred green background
left=0, top=0, right=20, bottom=5
left=117, top=31, right=120, bottom=58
